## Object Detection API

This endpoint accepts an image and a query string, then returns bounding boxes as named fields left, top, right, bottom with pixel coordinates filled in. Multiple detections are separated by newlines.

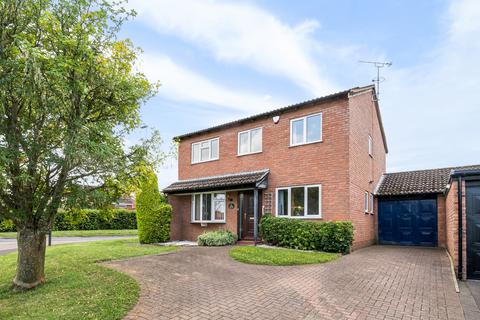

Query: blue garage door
left=378, top=198, right=437, bottom=246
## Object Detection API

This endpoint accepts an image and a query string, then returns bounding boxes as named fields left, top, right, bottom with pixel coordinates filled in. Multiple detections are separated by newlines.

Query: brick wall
left=347, top=91, right=386, bottom=249
left=171, top=88, right=387, bottom=247
left=445, top=180, right=467, bottom=278
left=169, top=191, right=239, bottom=241
left=437, top=194, right=446, bottom=247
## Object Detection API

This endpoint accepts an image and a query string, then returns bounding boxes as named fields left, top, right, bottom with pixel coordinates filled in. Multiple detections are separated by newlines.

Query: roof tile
left=163, top=169, right=269, bottom=193
left=377, top=164, right=480, bottom=196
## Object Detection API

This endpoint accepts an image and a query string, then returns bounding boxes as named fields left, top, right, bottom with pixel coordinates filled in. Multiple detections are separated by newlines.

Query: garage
left=378, top=197, right=437, bottom=246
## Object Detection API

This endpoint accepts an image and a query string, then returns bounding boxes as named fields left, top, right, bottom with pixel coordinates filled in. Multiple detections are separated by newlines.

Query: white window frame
left=368, top=135, right=373, bottom=157
left=191, top=137, right=219, bottom=164
left=290, top=112, right=323, bottom=146
left=275, top=185, right=322, bottom=218
left=237, top=127, right=263, bottom=156
left=370, top=193, right=374, bottom=214
left=364, top=191, right=369, bottom=213
left=191, top=192, right=226, bottom=223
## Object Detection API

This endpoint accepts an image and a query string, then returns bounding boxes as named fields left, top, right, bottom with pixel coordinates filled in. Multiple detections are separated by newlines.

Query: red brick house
left=164, top=85, right=387, bottom=249
left=163, top=83, right=480, bottom=280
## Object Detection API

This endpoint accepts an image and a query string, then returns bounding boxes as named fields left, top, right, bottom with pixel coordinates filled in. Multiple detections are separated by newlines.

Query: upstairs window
left=191, top=138, right=219, bottom=164
left=368, top=135, right=373, bottom=156
left=238, top=127, right=262, bottom=155
left=192, top=192, right=226, bottom=223
left=290, top=113, right=322, bottom=146
left=276, top=185, right=322, bottom=218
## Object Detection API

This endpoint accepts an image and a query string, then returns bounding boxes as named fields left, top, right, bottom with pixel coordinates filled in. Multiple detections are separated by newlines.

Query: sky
left=119, top=0, right=480, bottom=189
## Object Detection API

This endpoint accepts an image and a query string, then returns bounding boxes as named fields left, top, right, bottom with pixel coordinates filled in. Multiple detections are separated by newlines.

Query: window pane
left=364, top=192, right=369, bottom=212
left=202, top=194, right=212, bottom=221
left=200, top=146, right=210, bottom=161
left=250, top=128, right=262, bottom=152
left=307, top=187, right=319, bottom=215
left=192, top=144, right=200, bottom=163
left=306, top=114, right=321, bottom=142
left=194, top=195, right=201, bottom=221
left=277, top=189, right=288, bottom=216
left=213, top=193, right=225, bottom=220
left=291, top=187, right=305, bottom=216
left=239, top=132, right=249, bottom=154
left=211, top=139, right=219, bottom=159
left=291, top=119, right=304, bottom=144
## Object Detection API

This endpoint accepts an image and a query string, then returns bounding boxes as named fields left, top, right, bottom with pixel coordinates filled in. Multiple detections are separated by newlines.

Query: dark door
left=238, top=191, right=262, bottom=240
left=467, top=181, right=480, bottom=279
left=378, top=198, right=437, bottom=246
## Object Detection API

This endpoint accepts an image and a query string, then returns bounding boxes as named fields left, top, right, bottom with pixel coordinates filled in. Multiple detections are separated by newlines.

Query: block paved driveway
left=105, top=245, right=464, bottom=320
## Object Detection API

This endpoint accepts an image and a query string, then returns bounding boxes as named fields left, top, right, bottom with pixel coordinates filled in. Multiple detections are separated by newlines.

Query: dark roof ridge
left=174, top=85, right=374, bottom=140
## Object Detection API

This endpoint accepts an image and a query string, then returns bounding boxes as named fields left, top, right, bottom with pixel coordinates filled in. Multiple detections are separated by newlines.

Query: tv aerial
left=359, top=60, right=392, bottom=99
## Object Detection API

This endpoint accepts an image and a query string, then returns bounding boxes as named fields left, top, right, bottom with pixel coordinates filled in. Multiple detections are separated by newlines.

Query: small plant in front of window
left=197, top=230, right=238, bottom=246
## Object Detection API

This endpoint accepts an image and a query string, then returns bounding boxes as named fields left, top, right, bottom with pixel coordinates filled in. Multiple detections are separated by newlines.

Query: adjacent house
left=163, top=83, right=480, bottom=280
left=164, top=84, right=387, bottom=250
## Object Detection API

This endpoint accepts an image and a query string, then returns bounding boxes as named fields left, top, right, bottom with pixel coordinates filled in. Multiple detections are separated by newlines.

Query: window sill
left=237, top=151, right=262, bottom=157
left=191, top=158, right=219, bottom=165
left=289, top=140, right=323, bottom=148
left=191, top=221, right=226, bottom=224
left=276, top=215, right=322, bottom=219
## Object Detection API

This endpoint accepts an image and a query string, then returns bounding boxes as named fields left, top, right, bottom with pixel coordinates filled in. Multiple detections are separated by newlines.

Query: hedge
left=259, top=215, right=354, bottom=254
left=136, top=167, right=171, bottom=244
left=197, top=230, right=237, bottom=246
left=0, top=209, right=137, bottom=232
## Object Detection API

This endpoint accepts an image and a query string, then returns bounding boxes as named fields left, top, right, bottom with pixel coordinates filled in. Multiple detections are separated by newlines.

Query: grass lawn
left=229, top=246, right=339, bottom=266
left=0, top=239, right=176, bottom=319
left=0, top=229, right=138, bottom=238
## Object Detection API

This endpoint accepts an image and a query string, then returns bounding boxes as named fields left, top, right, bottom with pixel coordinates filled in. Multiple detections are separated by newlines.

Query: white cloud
left=128, top=0, right=336, bottom=96
left=139, top=54, right=287, bottom=116
left=382, top=0, right=480, bottom=171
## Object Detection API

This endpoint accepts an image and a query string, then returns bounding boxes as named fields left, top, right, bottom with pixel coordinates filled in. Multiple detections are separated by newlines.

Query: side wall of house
left=348, top=90, right=387, bottom=249
left=446, top=181, right=459, bottom=276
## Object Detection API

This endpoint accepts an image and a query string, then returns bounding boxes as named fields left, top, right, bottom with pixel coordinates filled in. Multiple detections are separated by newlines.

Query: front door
left=467, top=181, right=480, bottom=279
left=238, top=191, right=262, bottom=240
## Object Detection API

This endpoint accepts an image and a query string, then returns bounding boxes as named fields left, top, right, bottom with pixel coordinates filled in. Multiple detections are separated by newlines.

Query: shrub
left=53, top=209, right=137, bottom=231
left=136, top=168, right=171, bottom=244
left=0, top=209, right=137, bottom=232
left=197, top=230, right=237, bottom=246
left=259, top=215, right=353, bottom=254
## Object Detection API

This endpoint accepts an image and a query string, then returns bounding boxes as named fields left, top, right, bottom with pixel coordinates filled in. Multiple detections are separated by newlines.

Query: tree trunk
left=12, top=228, right=47, bottom=291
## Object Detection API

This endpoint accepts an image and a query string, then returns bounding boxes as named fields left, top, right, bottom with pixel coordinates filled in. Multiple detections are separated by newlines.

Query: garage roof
left=163, top=169, right=269, bottom=194
left=376, top=164, right=480, bottom=196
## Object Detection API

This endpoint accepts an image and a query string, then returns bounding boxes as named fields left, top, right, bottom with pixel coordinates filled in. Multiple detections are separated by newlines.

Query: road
left=0, top=236, right=136, bottom=255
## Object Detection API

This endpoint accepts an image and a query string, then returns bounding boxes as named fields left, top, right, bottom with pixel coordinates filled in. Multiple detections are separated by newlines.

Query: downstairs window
left=276, top=185, right=321, bottom=218
left=191, top=192, right=226, bottom=223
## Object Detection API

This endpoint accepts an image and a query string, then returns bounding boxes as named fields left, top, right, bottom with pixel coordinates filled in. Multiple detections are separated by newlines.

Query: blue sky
left=119, top=0, right=480, bottom=188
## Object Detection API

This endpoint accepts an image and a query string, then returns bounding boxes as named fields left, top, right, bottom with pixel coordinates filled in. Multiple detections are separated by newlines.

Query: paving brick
left=104, top=245, right=464, bottom=320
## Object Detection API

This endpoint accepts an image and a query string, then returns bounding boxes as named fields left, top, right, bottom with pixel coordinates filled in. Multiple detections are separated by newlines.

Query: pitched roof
left=163, top=169, right=269, bottom=194
left=376, top=165, right=480, bottom=196
left=174, top=85, right=374, bottom=141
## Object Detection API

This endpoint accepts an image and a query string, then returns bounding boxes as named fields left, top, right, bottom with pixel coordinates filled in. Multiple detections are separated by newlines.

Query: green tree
left=0, top=0, right=160, bottom=290
left=136, top=167, right=171, bottom=244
